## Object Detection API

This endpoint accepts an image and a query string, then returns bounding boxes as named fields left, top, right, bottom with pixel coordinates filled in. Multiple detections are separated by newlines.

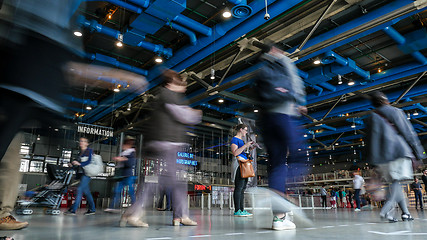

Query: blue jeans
left=110, top=176, right=136, bottom=209
left=71, top=175, right=95, bottom=212
left=414, top=191, right=423, bottom=209
left=258, top=113, right=306, bottom=193
left=354, top=189, right=361, bottom=209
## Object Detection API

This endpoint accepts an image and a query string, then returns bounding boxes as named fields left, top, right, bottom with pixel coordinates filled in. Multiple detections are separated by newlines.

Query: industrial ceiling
left=67, top=0, right=427, bottom=162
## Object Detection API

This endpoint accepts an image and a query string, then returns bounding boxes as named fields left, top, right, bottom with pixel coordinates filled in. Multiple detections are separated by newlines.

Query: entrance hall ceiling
left=68, top=0, right=427, bottom=157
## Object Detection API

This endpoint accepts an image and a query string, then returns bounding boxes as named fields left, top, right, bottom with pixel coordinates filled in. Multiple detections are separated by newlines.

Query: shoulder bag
left=237, top=156, right=255, bottom=178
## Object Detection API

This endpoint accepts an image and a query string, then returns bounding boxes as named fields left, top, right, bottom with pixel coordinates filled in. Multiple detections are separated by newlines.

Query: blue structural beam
left=86, top=53, right=148, bottom=76
left=63, top=95, right=98, bottom=106
left=291, top=0, right=427, bottom=64
left=383, top=26, right=427, bottom=64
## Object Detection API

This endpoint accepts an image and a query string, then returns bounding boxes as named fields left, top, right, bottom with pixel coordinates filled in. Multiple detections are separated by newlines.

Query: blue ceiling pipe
left=86, top=53, right=148, bottom=76
left=304, top=83, right=427, bottom=121
left=321, top=51, right=370, bottom=80
left=167, top=22, right=197, bottom=45
left=83, top=0, right=303, bottom=122
left=291, top=0, right=427, bottom=64
left=86, top=0, right=144, bottom=13
left=172, top=15, right=212, bottom=37
left=383, top=26, right=427, bottom=65
left=227, top=0, right=253, bottom=18
left=170, top=0, right=302, bottom=71
left=63, top=95, right=98, bottom=106
left=200, top=103, right=245, bottom=116
left=77, top=15, right=173, bottom=58
left=307, top=62, right=427, bottom=104
left=126, top=0, right=150, bottom=8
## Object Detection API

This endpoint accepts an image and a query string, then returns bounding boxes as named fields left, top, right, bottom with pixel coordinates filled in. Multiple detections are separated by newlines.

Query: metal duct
left=383, top=26, right=427, bottom=64
left=167, top=22, right=197, bottom=45
left=86, top=53, right=149, bottom=76
left=77, top=16, right=172, bottom=58
left=227, top=0, right=252, bottom=18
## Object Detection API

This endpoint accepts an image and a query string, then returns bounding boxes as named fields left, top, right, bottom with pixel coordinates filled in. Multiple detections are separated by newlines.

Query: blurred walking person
left=65, top=137, right=96, bottom=215
left=320, top=185, right=327, bottom=209
left=353, top=171, right=364, bottom=212
left=120, top=69, right=201, bottom=227
left=105, top=136, right=137, bottom=213
left=365, top=91, right=426, bottom=222
left=255, top=44, right=307, bottom=230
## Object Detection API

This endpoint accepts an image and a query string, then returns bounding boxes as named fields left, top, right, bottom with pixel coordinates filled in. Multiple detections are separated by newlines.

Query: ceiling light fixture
left=218, top=99, right=224, bottom=103
left=73, top=31, right=83, bottom=37
left=154, top=56, right=163, bottom=63
left=337, top=74, right=342, bottom=84
left=210, top=68, right=215, bottom=80
left=86, top=106, right=92, bottom=110
left=313, top=59, right=321, bottom=65
left=377, top=68, right=382, bottom=73
left=108, top=13, right=112, bottom=19
left=254, top=109, right=259, bottom=113
left=407, top=113, right=411, bottom=120
left=348, top=80, right=355, bottom=86
left=413, top=110, right=419, bottom=116
left=127, top=103, right=131, bottom=111
left=113, top=87, right=120, bottom=92
left=222, top=8, right=232, bottom=18
left=116, top=41, right=123, bottom=47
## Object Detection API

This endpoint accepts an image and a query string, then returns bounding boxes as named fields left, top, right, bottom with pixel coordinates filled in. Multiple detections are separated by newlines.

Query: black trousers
left=321, top=195, right=327, bottom=207
left=234, top=167, right=248, bottom=212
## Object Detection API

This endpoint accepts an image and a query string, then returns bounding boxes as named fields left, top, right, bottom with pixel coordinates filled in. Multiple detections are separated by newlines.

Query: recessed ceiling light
left=155, top=56, right=163, bottom=63
left=254, top=109, right=259, bottom=113
left=86, top=106, right=92, bottom=110
left=113, top=88, right=120, bottom=92
left=222, top=8, right=232, bottom=18
left=116, top=41, right=123, bottom=47
left=218, top=99, right=224, bottom=103
left=348, top=80, right=355, bottom=86
left=313, top=59, right=321, bottom=65
left=73, top=31, right=82, bottom=37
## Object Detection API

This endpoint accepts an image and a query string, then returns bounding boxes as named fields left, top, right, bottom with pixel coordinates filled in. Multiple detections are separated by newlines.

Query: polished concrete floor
left=3, top=207, right=427, bottom=240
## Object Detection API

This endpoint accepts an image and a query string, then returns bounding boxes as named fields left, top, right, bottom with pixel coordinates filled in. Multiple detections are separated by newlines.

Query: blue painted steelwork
left=126, top=0, right=150, bottom=8
left=83, top=0, right=305, bottom=122
left=86, top=0, right=143, bottom=13
left=292, top=0, right=426, bottom=64
left=305, top=83, right=427, bottom=122
left=67, top=106, right=89, bottom=114
left=307, top=63, right=427, bottom=104
left=321, top=51, right=370, bottom=79
left=77, top=16, right=173, bottom=58
left=86, top=53, right=149, bottom=76
left=227, top=0, right=252, bottom=18
left=200, top=103, right=245, bottom=116
left=172, top=15, right=212, bottom=36
left=383, top=26, right=427, bottom=64
left=63, top=95, right=98, bottom=106
left=167, top=22, right=197, bottom=45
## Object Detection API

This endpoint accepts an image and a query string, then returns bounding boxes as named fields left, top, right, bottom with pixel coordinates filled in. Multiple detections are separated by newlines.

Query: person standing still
left=320, top=185, right=327, bottom=209
left=230, top=124, right=254, bottom=217
left=353, top=171, right=364, bottom=212
left=411, top=177, right=423, bottom=210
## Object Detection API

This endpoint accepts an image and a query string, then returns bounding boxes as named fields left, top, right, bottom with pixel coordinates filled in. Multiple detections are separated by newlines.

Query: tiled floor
left=3, top=207, right=427, bottom=239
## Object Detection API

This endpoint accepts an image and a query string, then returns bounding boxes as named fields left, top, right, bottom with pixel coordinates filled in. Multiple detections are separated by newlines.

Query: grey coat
left=365, top=105, right=426, bottom=165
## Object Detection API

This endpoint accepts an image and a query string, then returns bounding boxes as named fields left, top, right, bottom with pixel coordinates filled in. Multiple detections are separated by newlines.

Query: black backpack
left=254, top=56, right=297, bottom=109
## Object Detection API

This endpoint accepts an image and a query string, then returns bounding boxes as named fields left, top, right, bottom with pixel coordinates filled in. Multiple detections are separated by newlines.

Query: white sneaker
left=272, top=216, right=296, bottom=230
left=354, top=208, right=361, bottom=212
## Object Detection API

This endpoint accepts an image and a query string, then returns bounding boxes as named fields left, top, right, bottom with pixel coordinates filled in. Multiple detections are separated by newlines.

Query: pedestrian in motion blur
left=255, top=43, right=307, bottom=230
left=230, top=124, right=254, bottom=217
left=65, top=137, right=96, bottom=216
left=120, top=69, right=201, bottom=228
left=353, top=171, right=364, bottom=212
left=105, top=136, right=137, bottom=213
left=0, top=0, right=147, bottom=230
left=365, top=91, right=426, bottom=222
